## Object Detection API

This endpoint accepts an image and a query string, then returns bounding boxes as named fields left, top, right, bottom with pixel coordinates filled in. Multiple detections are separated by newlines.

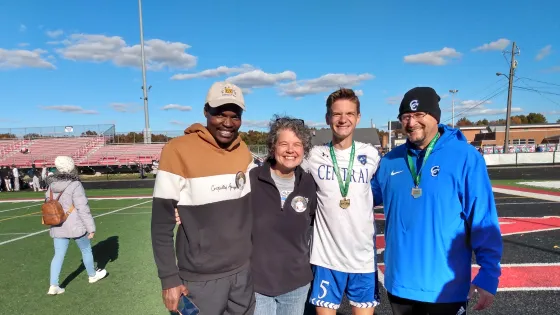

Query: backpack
left=41, top=185, right=75, bottom=226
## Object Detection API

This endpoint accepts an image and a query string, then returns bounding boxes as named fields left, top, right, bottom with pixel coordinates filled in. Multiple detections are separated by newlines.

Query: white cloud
left=386, top=95, right=403, bottom=105
left=307, top=121, right=329, bottom=128
left=109, top=103, right=140, bottom=113
left=403, top=47, right=462, bottom=66
left=354, top=89, right=364, bottom=97
left=472, top=38, right=511, bottom=52
left=278, top=73, right=374, bottom=97
left=41, top=105, right=98, bottom=115
left=161, top=104, right=192, bottom=111
left=451, top=100, right=493, bottom=110
left=46, top=29, right=64, bottom=38
left=171, top=64, right=254, bottom=80
left=56, top=34, right=197, bottom=70
left=243, top=120, right=270, bottom=129
left=170, top=120, right=187, bottom=126
left=19, top=24, right=26, bottom=32
left=462, top=107, right=522, bottom=117
left=544, top=66, right=560, bottom=73
left=226, top=69, right=296, bottom=88
left=18, top=43, right=29, bottom=47
left=536, top=45, right=552, bottom=61
left=450, top=101, right=522, bottom=118
left=0, top=48, right=56, bottom=69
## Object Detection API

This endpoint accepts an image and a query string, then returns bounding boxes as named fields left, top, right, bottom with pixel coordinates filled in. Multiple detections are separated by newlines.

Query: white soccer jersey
left=302, top=141, right=380, bottom=273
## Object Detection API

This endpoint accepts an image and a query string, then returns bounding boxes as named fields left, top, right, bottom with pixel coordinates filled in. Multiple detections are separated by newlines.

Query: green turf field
left=0, top=188, right=153, bottom=201
left=0, top=192, right=177, bottom=315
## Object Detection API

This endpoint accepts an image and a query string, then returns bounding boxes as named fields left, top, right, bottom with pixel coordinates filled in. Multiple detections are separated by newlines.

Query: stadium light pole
left=449, top=89, right=459, bottom=128
left=138, top=0, right=151, bottom=144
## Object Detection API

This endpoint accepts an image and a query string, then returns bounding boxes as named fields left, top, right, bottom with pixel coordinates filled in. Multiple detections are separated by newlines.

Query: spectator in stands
left=0, top=167, right=6, bottom=192
left=32, top=171, right=40, bottom=192
left=11, top=165, right=19, bottom=191
left=3, top=167, right=12, bottom=192
left=371, top=87, right=502, bottom=314
left=151, top=82, right=256, bottom=314
left=45, top=156, right=107, bottom=295
left=41, top=164, right=48, bottom=190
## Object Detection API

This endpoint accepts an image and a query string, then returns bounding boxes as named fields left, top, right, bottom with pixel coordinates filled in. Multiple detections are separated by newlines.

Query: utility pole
left=138, top=0, right=151, bottom=144
left=387, top=119, right=392, bottom=151
left=449, top=89, right=459, bottom=128
left=503, top=41, right=519, bottom=152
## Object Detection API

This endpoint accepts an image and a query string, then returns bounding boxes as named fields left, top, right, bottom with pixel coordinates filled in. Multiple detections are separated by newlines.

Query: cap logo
left=410, top=100, right=419, bottom=111
left=221, top=86, right=237, bottom=98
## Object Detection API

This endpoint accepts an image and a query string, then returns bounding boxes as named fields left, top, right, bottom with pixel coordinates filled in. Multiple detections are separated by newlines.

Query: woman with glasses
left=249, top=114, right=317, bottom=315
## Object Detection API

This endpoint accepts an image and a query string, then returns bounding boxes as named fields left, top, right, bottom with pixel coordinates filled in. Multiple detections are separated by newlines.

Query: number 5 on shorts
left=318, top=280, right=329, bottom=299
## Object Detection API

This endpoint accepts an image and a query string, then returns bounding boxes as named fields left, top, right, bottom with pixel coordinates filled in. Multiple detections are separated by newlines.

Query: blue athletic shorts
left=308, top=265, right=380, bottom=309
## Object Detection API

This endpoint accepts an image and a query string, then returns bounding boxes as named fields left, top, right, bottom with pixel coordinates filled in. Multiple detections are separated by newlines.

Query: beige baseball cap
left=205, top=81, right=245, bottom=110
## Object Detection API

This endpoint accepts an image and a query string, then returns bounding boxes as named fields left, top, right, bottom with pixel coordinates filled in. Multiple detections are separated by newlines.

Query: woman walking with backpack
left=45, top=156, right=107, bottom=295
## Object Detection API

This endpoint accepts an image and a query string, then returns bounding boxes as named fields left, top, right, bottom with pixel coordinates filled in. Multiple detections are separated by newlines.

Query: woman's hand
left=88, top=232, right=95, bottom=239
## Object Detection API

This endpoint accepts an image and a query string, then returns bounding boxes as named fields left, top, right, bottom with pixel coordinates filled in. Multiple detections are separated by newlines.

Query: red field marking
left=499, top=216, right=560, bottom=235
left=377, top=264, right=560, bottom=291
left=493, top=184, right=560, bottom=196
left=471, top=264, right=560, bottom=291
left=375, top=214, right=560, bottom=236
left=375, top=216, right=560, bottom=291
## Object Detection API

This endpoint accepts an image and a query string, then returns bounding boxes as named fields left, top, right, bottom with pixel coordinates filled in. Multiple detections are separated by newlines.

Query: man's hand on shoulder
left=174, top=208, right=181, bottom=225
left=162, top=284, right=189, bottom=312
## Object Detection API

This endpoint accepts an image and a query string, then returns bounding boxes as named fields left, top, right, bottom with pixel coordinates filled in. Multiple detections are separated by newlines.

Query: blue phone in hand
left=175, top=295, right=200, bottom=315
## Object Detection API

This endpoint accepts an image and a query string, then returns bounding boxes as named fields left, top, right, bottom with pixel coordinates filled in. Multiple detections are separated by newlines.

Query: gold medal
left=339, top=198, right=350, bottom=209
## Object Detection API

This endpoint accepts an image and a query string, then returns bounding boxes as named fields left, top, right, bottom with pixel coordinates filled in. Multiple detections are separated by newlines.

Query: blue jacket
left=371, top=124, right=502, bottom=303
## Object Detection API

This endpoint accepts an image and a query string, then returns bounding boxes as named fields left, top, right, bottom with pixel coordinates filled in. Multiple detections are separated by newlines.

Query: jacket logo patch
left=430, top=166, right=440, bottom=177
left=291, top=196, right=308, bottom=213
left=235, top=171, right=246, bottom=189
left=357, top=155, right=367, bottom=165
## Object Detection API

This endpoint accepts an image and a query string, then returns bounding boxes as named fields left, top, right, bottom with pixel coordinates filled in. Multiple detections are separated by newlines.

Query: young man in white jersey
left=303, top=88, right=381, bottom=315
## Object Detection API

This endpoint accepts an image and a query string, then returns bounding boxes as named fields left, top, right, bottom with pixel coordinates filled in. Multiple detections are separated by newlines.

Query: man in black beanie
left=397, top=87, right=442, bottom=149
left=371, top=87, right=502, bottom=314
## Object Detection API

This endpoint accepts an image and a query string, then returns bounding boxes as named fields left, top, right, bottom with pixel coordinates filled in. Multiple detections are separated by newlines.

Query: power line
left=513, top=86, right=560, bottom=98
left=516, top=76, right=560, bottom=88
left=439, top=78, right=504, bottom=121
left=441, top=85, right=508, bottom=124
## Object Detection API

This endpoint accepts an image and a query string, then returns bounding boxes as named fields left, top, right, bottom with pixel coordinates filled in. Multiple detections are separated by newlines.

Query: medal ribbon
left=329, top=141, right=355, bottom=199
left=406, top=133, right=440, bottom=187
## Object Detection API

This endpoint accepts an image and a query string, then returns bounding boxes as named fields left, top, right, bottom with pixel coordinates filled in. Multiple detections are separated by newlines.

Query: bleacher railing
left=0, top=124, right=115, bottom=139
left=484, top=152, right=560, bottom=166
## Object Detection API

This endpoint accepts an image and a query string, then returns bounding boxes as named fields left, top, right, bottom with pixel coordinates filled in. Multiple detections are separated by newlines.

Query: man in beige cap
left=151, top=82, right=256, bottom=314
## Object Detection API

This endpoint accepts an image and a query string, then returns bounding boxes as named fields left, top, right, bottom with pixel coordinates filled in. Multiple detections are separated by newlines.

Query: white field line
left=0, top=196, right=152, bottom=204
left=0, top=203, right=42, bottom=213
left=0, top=200, right=151, bottom=247
left=493, top=187, right=560, bottom=202
left=496, top=201, right=559, bottom=205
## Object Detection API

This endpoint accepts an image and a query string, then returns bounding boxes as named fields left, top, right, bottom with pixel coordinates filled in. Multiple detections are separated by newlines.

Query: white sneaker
left=47, top=285, right=65, bottom=295
left=88, top=269, right=107, bottom=283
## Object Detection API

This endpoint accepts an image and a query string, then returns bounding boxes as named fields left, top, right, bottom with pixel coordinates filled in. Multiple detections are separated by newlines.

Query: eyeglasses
left=399, top=112, right=427, bottom=122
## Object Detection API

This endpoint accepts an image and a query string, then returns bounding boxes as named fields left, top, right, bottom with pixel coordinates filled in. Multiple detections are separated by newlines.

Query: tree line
left=456, top=112, right=550, bottom=127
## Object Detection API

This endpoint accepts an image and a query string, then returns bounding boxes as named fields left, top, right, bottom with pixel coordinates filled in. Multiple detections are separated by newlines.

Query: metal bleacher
left=0, top=124, right=166, bottom=168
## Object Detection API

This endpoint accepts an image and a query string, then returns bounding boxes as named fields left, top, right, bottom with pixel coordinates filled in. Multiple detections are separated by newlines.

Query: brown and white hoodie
left=151, top=123, right=255, bottom=290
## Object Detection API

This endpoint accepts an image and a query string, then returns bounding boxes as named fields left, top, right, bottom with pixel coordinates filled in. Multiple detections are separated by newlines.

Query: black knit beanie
left=398, top=87, right=441, bottom=123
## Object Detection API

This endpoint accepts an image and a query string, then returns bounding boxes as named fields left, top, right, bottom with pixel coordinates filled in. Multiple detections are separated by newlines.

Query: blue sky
left=1, top=0, right=560, bottom=135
